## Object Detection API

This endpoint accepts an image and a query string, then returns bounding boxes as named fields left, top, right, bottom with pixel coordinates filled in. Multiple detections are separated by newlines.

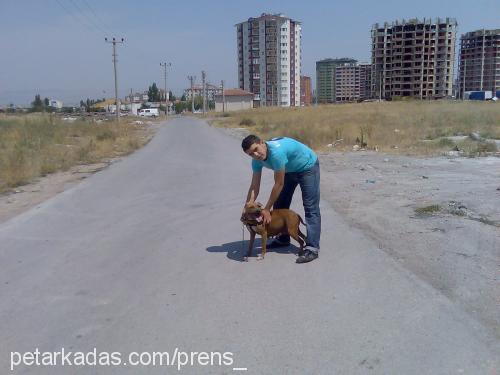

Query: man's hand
left=261, top=208, right=271, bottom=224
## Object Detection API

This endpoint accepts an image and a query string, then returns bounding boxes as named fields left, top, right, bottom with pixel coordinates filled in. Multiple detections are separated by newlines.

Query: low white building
left=215, top=89, right=254, bottom=112
left=49, top=99, right=63, bottom=109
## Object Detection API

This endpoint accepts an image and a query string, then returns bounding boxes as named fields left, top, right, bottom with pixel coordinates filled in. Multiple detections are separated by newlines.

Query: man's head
left=242, top=134, right=267, bottom=161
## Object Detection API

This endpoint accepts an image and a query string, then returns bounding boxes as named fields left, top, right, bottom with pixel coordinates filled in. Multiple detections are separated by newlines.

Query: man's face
left=245, top=141, right=267, bottom=161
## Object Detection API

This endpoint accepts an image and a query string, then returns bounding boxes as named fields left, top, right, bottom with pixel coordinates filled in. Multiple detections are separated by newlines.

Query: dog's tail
left=298, top=214, right=306, bottom=227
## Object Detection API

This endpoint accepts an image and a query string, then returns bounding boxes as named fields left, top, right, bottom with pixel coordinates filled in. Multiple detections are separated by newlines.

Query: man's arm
left=246, top=171, right=262, bottom=202
left=264, top=169, right=285, bottom=210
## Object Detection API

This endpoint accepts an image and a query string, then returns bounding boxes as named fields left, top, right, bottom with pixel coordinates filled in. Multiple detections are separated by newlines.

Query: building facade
left=334, top=63, right=372, bottom=102
left=215, top=89, right=254, bottom=112
left=184, top=84, right=221, bottom=101
left=236, top=13, right=302, bottom=107
left=458, top=29, right=500, bottom=98
left=371, top=18, right=457, bottom=100
left=316, top=58, right=357, bottom=103
left=300, top=75, right=312, bottom=105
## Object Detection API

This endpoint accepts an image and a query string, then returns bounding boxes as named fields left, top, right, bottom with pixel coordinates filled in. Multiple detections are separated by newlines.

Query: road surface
left=0, top=117, right=498, bottom=374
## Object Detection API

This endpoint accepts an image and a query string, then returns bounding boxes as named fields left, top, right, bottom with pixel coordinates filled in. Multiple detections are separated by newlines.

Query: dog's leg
left=290, top=228, right=305, bottom=256
left=258, top=231, right=267, bottom=260
left=245, top=229, right=255, bottom=261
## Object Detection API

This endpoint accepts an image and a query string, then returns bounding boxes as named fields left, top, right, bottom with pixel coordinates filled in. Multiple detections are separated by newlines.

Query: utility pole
left=187, top=75, right=196, bottom=113
left=221, top=80, right=225, bottom=112
left=201, top=70, right=206, bottom=114
left=105, top=37, right=124, bottom=122
left=160, top=62, right=171, bottom=119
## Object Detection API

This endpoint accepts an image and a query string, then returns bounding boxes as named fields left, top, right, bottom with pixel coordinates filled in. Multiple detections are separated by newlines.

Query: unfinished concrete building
left=371, top=18, right=457, bottom=100
left=334, top=63, right=372, bottom=102
left=458, top=29, right=500, bottom=98
left=236, top=13, right=302, bottom=107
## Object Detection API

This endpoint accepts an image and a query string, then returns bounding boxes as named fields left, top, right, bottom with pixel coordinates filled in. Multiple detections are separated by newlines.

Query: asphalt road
left=0, top=117, right=498, bottom=374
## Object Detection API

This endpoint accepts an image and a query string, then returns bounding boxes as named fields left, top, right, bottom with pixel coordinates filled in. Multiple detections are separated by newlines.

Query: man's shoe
left=267, top=239, right=291, bottom=249
left=296, top=250, right=318, bottom=264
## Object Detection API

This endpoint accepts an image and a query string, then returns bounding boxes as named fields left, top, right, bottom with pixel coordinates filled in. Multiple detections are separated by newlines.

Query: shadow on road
left=206, top=240, right=300, bottom=262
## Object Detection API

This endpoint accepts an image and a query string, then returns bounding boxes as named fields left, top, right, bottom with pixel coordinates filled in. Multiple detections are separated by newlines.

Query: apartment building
left=334, top=63, right=372, bottom=102
left=236, top=13, right=302, bottom=107
left=300, top=75, right=312, bottom=105
left=184, top=84, right=221, bottom=101
left=458, top=29, right=500, bottom=98
left=371, top=18, right=457, bottom=99
left=316, top=58, right=357, bottom=103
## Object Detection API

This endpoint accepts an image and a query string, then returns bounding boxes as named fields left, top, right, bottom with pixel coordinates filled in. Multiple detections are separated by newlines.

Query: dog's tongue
left=256, top=216, right=263, bottom=223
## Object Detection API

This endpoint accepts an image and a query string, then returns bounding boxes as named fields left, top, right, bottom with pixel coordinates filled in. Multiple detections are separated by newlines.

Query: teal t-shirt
left=251, top=137, right=317, bottom=173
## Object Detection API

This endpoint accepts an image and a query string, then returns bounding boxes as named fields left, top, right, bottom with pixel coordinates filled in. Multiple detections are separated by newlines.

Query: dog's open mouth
left=241, top=211, right=263, bottom=224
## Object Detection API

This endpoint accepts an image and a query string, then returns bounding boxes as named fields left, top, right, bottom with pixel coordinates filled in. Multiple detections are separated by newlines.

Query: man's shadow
left=206, top=239, right=300, bottom=262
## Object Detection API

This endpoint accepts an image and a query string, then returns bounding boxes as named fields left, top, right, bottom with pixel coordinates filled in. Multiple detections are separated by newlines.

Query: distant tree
left=148, top=83, right=160, bottom=102
left=180, top=94, right=187, bottom=102
left=169, top=91, right=176, bottom=101
left=44, top=97, right=50, bottom=107
left=174, top=101, right=188, bottom=114
left=31, top=94, right=44, bottom=112
left=193, top=96, right=203, bottom=110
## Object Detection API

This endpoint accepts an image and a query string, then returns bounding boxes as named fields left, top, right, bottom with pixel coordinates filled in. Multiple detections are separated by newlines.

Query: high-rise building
left=236, top=13, right=302, bottom=107
left=458, top=29, right=500, bottom=98
left=371, top=18, right=457, bottom=100
left=316, top=58, right=357, bottom=103
left=300, top=75, right=312, bottom=105
left=334, top=63, right=372, bottom=102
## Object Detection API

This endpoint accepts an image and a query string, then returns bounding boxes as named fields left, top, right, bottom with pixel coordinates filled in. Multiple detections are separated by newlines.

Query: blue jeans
left=273, top=160, right=321, bottom=252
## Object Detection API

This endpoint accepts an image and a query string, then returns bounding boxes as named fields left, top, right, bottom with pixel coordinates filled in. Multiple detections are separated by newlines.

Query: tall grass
left=0, top=114, right=152, bottom=192
left=210, top=101, right=500, bottom=154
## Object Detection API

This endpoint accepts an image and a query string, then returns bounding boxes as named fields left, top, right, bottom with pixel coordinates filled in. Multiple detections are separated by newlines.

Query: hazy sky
left=0, top=0, right=498, bottom=106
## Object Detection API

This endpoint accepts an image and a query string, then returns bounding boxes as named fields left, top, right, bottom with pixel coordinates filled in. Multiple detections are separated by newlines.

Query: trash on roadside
left=365, top=179, right=376, bottom=184
left=422, top=175, right=429, bottom=179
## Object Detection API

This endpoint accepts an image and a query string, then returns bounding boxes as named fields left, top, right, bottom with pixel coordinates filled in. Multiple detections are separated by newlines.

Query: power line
left=81, top=0, right=115, bottom=36
left=67, top=0, right=108, bottom=35
left=54, top=0, right=95, bottom=33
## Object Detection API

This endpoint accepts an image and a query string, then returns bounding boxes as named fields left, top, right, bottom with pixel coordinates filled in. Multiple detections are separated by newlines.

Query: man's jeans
left=273, top=160, right=321, bottom=252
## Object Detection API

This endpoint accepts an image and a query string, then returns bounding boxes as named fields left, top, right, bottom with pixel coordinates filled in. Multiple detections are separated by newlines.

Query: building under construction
left=371, top=18, right=457, bottom=100
left=458, top=29, right=500, bottom=98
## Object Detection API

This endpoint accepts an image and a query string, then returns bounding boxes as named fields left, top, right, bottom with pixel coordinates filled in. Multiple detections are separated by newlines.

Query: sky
left=0, top=0, right=498, bottom=106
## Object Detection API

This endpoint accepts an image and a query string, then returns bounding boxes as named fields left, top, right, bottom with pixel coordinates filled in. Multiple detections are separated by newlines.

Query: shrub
left=239, top=118, right=255, bottom=126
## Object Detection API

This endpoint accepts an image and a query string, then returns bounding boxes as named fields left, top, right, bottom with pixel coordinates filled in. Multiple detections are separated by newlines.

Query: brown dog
left=240, top=191, right=306, bottom=260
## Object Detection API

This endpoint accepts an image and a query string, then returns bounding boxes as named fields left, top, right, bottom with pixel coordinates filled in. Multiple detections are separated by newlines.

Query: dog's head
left=241, top=190, right=264, bottom=224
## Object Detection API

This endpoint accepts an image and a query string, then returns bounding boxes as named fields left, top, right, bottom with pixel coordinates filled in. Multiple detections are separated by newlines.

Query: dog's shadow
left=206, top=239, right=300, bottom=262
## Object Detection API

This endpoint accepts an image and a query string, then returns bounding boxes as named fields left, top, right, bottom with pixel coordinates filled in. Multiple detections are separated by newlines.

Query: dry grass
left=209, top=101, right=500, bottom=154
left=0, top=114, right=154, bottom=193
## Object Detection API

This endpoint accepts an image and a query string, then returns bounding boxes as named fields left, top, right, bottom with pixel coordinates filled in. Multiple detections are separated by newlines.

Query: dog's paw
left=243, top=256, right=249, bottom=262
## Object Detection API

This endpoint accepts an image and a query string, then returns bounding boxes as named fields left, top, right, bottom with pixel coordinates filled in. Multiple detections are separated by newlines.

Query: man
left=242, top=134, right=321, bottom=264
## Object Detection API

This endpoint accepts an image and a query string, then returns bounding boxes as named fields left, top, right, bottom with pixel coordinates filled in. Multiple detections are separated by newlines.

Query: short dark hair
left=241, top=134, right=261, bottom=152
